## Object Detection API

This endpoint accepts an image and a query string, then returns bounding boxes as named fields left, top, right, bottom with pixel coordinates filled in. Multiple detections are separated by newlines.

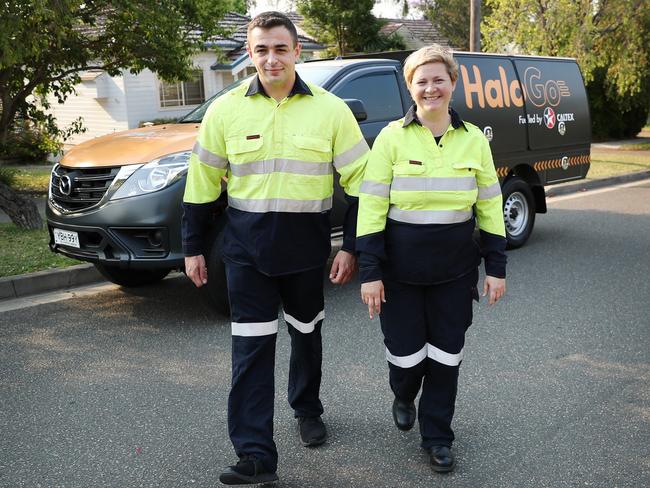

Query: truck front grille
left=50, top=165, right=120, bottom=212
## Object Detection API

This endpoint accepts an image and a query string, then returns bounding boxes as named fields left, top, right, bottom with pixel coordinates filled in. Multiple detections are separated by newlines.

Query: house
left=379, top=18, right=451, bottom=50
left=50, top=12, right=324, bottom=145
left=285, top=12, right=451, bottom=51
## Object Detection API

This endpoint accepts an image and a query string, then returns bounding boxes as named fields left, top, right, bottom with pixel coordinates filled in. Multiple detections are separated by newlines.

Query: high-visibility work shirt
left=357, top=106, right=506, bottom=284
left=182, top=74, right=368, bottom=276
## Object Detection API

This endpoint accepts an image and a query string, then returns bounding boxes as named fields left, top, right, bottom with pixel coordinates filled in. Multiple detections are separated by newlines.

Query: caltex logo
left=544, top=107, right=556, bottom=129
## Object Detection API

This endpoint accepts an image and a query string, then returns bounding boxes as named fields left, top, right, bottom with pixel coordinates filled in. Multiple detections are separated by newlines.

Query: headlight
left=110, top=151, right=191, bottom=201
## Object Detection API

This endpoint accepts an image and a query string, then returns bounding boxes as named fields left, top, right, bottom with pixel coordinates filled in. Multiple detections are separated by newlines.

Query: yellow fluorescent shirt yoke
left=358, top=118, right=505, bottom=238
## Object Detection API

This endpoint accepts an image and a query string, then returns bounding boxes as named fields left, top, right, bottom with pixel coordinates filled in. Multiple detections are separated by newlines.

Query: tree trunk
left=0, top=181, right=43, bottom=230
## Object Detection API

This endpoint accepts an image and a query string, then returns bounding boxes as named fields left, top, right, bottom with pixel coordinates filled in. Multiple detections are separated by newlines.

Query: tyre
left=203, top=226, right=230, bottom=316
left=94, top=263, right=170, bottom=287
left=501, top=176, right=536, bottom=249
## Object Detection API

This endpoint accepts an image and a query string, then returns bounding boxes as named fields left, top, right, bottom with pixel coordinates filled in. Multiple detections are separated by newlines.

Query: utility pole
left=470, top=0, right=481, bottom=52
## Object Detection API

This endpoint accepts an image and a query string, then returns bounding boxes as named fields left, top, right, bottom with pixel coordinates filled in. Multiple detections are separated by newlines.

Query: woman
left=356, top=44, right=506, bottom=472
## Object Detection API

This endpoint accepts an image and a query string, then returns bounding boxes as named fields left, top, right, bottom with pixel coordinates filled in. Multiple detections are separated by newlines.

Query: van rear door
left=512, top=58, right=591, bottom=182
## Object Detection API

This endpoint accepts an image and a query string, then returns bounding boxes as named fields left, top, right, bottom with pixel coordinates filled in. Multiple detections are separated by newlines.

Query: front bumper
left=46, top=180, right=185, bottom=270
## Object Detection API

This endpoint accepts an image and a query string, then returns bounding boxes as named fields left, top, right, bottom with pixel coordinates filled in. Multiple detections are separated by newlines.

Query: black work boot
left=392, top=398, right=416, bottom=431
left=297, top=416, right=327, bottom=447
left=219, top=456, right=278, bottom=485
left=429, top=445, right=455, bottom=473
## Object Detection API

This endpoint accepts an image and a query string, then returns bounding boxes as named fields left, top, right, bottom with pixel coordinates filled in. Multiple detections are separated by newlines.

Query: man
left=182, top=11, right=368, bottom=485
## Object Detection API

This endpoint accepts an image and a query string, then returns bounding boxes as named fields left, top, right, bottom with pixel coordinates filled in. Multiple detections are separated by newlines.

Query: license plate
left=53, top=228, right=80, bottom=248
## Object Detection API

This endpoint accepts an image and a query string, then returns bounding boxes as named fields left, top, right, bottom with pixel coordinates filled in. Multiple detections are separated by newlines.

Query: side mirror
left=344, top=99, right=368, bottom=122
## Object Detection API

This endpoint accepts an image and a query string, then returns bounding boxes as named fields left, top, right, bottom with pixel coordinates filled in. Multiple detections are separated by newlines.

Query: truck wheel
left=501, top=177, right=536, bottom=249
left=94, top=264, right=170, bottom=287
left=204, top=227, right=230, bottom=316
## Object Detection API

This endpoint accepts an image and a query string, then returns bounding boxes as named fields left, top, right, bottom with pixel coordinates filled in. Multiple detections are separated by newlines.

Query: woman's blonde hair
left=403, top=44, right=458, bottom=87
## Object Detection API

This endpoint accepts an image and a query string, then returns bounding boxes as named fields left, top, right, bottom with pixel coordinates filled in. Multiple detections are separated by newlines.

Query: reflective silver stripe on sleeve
left=477, top=182, right=502, bottom=200
left=391, top=176, right=477, bottom=192
left=228, top=195, right=333, bottom=213
left=193, top=141, right=228, bottom=169
left=385, top=345, right=428, bottom=368
left=232, top=319, right=278, bottom=337
left=230, top=158, right=333, bottom=177
left=333, top=139, right=370, bottom=169
left=283, top=310, right=325, bottom=334
left=387, top=207, right=473, bottom=224
left=427, top=343, right=463, bottom=366
left=360, top=180, right=390, bottom=198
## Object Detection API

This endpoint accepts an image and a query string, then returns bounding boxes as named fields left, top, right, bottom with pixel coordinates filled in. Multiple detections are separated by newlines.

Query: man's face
left=247, top=26, right=301, bottom=89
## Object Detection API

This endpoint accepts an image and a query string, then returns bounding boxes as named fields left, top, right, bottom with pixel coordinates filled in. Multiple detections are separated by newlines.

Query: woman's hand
left=483, top=276, right=506, bottom=305
left=361, top=280, right=385, bottom=319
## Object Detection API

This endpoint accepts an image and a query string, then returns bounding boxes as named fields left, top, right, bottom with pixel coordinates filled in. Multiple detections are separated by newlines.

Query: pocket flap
left=227, top=136, right=264, bottom=155
left=294, top=135, right=331, bottom=153
left=393, top=160, right=426, bottom=175
left=452, top=161, right=483, bottom=171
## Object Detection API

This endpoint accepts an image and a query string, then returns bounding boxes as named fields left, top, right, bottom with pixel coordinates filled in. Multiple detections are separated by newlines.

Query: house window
left=159, top=71, right=205, bottom=108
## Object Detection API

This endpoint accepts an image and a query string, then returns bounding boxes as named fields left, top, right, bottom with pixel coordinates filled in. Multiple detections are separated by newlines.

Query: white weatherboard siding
left=124, top=52, right=224, bottom=129
left=48, top=73, right=129, bottom=144
left=49, top=51, right=233, bottom=146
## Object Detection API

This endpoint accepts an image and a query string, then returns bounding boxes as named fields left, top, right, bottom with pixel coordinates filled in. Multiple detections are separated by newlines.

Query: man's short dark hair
left=247, top=11, right=299, bottom=47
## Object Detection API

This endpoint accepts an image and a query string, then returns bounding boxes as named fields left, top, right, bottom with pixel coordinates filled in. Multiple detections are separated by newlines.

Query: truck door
left=328, top=67, right=409, bottom=230
left=330, top=67, right=408, bottom=147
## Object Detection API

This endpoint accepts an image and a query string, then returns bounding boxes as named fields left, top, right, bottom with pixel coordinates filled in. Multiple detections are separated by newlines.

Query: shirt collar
left=245, top=72, right=313, bottom=98
left=402, top=104, right=467, bottom=131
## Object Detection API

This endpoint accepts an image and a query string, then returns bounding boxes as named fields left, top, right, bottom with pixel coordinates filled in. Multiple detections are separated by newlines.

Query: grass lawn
left=0, top=223, right=78, bottom=277
left=588, top=148, right=650, bottom=179
left=3, top=165, right=52, bottom=195
left=619, top=142, right=650, bottom=151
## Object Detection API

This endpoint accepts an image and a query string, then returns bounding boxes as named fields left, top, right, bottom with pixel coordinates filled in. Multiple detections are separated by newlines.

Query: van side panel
left=453, top=55, right=529, bottom=156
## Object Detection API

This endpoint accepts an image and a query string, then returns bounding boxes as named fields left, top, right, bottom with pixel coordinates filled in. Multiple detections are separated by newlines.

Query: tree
left=297, top=0, right=401, bottom=56
left=0, top=0, right=234, bottom=229
left=414, top=0, right=492, bottom=50
left=483, top=0, right=650, bottom=138
left=231, top=0, right=254, bottom=14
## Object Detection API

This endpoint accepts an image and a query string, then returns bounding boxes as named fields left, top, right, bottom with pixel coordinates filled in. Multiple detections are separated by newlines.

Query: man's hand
left=483, top=276, right=506, bottom=305
left=329, top=250, right=357, bottom=284
left=185, top=254, right=208, bottom=288
left=361, top=280, right=385, bottom=319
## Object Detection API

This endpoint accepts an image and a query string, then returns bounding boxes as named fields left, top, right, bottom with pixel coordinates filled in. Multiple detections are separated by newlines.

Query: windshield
left=179, top=64, right=339, bottom=124
left=180, top=75, right=252, bottom=123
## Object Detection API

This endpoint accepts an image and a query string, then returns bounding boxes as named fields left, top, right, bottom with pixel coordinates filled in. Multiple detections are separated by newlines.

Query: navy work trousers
left=379, top=269, right=478, bottom=448
left=225, top=262, right=326, bottom=473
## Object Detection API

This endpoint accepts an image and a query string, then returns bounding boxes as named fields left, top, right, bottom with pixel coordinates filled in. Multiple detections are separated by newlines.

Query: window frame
left=158, top=70, right=206, bottom=110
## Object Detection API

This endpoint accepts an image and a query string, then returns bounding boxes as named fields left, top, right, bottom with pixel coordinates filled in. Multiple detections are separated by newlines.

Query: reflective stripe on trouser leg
left=280, top=266, right=326, bottom=418
left=379, top=278, right=428, bottom=403
left=419, top=269, right=478, bottom=449
left=225, top=262, right=281, bottom=473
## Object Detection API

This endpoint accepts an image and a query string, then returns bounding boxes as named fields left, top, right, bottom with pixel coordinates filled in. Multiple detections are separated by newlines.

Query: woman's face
left=409, top=62, right=456, bottom=117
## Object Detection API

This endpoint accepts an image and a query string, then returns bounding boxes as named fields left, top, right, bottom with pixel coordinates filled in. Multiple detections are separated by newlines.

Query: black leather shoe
left=392, top=398, right=416, bottom=431
left=298, top=416, right=327, bottom=447
left=428, top=445, right=455, bottom=473
left=219, top=456, right=278, bottom=485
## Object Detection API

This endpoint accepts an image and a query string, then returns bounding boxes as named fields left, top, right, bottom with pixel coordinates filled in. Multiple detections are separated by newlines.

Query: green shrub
left=0, top=121, right=62, bottom=163
left=588, top=68, right=650, bottom=140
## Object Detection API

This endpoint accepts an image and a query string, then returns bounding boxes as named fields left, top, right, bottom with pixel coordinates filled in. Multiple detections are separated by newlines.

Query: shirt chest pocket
left=293, top=135, right=332, bottom=161
left=226, top=136, right=264, bottom=162
left=451, top=160, right=482, bottom=175
left=393, top=160, right=427, bottom=176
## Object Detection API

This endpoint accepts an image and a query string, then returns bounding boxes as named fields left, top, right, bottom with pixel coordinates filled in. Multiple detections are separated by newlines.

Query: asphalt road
left=1, top=180, right=649, bottom=488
